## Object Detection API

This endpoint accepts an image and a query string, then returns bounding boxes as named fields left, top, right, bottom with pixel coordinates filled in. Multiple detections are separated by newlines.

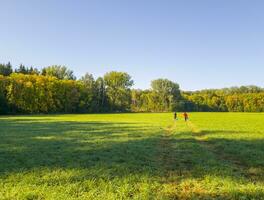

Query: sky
left=0, top=0, right=264, bottom=91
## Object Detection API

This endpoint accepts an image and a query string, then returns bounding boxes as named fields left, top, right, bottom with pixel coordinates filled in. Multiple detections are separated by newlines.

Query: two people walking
left=174, top=112, right=189, bottom=121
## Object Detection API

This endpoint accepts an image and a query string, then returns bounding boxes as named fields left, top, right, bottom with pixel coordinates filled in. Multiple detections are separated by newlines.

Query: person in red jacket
left=183, top=112, right=189, bottom=122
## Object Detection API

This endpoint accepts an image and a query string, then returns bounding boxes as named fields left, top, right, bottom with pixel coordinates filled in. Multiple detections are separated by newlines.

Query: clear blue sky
left=1, top=0, right=263, bottom=90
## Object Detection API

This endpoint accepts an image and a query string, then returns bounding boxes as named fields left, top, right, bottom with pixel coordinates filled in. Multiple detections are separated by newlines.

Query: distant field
left=0, top=113, right=264, bottom=199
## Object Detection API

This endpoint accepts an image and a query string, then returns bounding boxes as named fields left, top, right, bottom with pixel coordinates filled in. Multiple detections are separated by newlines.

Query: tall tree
left=42, top=65, right=76, bottom=80
left=14, top=64, right=39, bottom=75
left=151, top=79, right=181, bottom=111
left=0, top=62, right=13, bottom=76
left=15, top=64, right=28, bottom=74
left=79, top=73, right=97, bottom=112
left=104, top=71, right=133, bottom=111
left=95, top=77, right=107, bottom=112
left=0, top=75, right=9, bottom=113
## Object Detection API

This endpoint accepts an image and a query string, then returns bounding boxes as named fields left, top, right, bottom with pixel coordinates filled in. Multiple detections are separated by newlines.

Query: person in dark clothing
left=174, top=112, right=177, bottom=120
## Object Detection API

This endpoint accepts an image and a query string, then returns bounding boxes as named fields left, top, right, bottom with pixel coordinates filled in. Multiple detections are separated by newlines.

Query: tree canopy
left=0, top=62, right=264, bottom=114
left=0, top=62, right=13, bottom=76
left=41, top=65, right=76, bottom=80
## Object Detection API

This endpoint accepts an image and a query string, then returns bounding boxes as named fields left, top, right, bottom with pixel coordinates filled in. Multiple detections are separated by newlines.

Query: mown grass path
left=157, top=122, right=178, bottom=180
left=156, top=116, right=264, bottom=200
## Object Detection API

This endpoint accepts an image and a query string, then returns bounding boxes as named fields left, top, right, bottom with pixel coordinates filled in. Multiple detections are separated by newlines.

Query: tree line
left=0, top=62, right=263, bottom=114
left=182, top=86, right=264, bottom=112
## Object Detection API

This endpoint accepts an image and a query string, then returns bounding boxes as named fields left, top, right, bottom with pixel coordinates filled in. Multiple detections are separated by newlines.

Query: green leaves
left=104, top=71, right=134, bottom=112
left=42, top=65, right=76, bottom=80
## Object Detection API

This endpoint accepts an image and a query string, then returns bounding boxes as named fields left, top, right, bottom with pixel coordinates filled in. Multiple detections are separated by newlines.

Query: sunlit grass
left=0, top=113, right=264, bottom=199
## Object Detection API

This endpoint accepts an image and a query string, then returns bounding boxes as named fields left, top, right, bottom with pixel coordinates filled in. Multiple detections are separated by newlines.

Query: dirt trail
left=158, top=121, right=201, bottom=175
left=157, top=121, right=198, bottom=199
left=157, top=122, right=179, bottom=182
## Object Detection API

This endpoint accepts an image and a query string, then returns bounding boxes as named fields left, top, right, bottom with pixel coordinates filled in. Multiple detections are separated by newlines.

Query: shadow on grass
left=194, top=129, right=251, bottom=137
left=0, top=118, right=264, bottom=199
left=0, top=118, right=162, bottom=175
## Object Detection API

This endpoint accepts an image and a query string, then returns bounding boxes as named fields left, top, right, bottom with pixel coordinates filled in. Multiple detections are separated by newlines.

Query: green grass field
left=0, top=113, right=264, bottom=200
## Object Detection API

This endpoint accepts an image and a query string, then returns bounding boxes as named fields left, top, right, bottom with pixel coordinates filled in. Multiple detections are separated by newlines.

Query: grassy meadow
left=0, top=113, right=264, bottom=199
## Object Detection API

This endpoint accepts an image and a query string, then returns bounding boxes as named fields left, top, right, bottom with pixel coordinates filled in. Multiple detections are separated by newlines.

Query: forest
left=0, top=62, right=264, bottom=114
